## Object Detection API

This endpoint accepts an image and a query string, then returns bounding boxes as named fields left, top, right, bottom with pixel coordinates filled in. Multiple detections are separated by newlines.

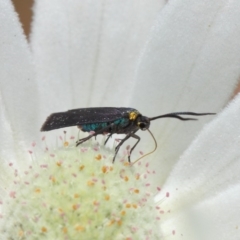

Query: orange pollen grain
left=108, top=219, right=115, bottom=226
left=132, top=203, right=138, bottom=209
left=135, top=173, right=140, bottom=180
left=58, top=208, right=64, bottom=213
left=102, top=166, right=108, bottom=173
left=34, top=188, right=41, bottom=193
left=125, top=203, right=131, bottom=208
left=64, top=141, right=69, bottom=147
left=18, top=230, right=24, bottom=237
left=104, top=195, right=110, bottom=201
left=121, top=210, right=126, bottom=216
left=124, top=162, right=130, bottom=166
left=62, top=227, right=68, bottom=234
left=56, top=161, right=62, bottom=167
left=117, top=220, right=122, bottom=226
left=124, top=176, right=129, bottom=182
left=95, top=154, right=102, bottom=160
left=87, top=180, right=95, bottom=186
left=79, top=165, right=85, bottom=171
left=41, top=227, right=47, bottom=233
left=72, top=204, right=79, bottom=210
left=74, top=193, right=80, bottom=198
left=50, top=176, right=56, bottom=183
left=75, top=225, right=85, bottom=232
left=134, top=189, right=139, bottom=194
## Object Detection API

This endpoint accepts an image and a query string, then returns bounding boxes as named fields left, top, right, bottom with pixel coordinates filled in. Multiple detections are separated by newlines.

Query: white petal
left=30, top=0, right=165, bottom=124
left=0, top=0, right=38, bottom=160
left=0, top=95, right=16, bottom=163
left=158, top=93, right=240, bottom=205
left=160, top=185, right=240, bottom=240
left=131, top=0, right=240, bottom=183
left=156, top=93, right=240, bottom=238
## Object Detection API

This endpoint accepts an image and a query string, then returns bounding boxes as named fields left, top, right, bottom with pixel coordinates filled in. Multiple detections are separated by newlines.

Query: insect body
left=41, top=107, right=214, bottom=162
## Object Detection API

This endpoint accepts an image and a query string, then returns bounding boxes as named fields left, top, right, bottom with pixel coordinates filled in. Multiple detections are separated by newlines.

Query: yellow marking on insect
left=129, top=111, right=138, bottom=120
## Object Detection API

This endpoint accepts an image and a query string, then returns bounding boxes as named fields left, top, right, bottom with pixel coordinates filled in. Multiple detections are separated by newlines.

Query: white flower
left=1, top=0, right=240, bottom=239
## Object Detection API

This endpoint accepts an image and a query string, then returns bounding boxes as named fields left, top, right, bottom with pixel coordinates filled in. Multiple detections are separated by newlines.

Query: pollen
left=134, top=189, right=139, bottom=194
left=41, top=227, right=47, bottom=233
left=87, top=180, right=95, bottom=186
left=132, top=203, right=138, bottom=209
left=18, top=230, right=24, bottom=237
left=108, top=219, right=115, bottom=226
left=135, top=173, right=140, bottom=180
left=117, top=220, right=122, bottom=226
left=56, top=161, right=62, bottom=167
left=64, top=141, right=69, bottom=147
left=58, top=208, right=64, bottom=213
left=0, top=135, right=161, bottom=239
left=124, top=162, right=130, bottom=167
left=104, top=195, right=110, bottom=201
left=125, top=203, right=131, bottom=208
left=74, top=193, right=80, bottom=198
left=50, top=176, right=56, bottom=183
left=124, top=176, right=129, bottom=182
left=102, top=165, right=108, bottom=173
left=34, top=188, right=41, bottom=193
left=79, top=165, right=85, bottom=171
left=75, top=225, right=85, bottom=232
left=121, top=210, right=126, bottom=216
left=72, top=204, right=79, bottom=210
left=95, top=154, right=102, bottom=160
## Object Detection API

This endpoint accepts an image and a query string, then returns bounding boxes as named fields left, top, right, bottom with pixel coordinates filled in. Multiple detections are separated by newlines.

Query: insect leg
left=104, top=133, right=113, bottom=145
left=76, top=123, right=115, bottom=146
left=112, top=130, right=138, bottom=163
left=128, top=134, right=140, bottom=162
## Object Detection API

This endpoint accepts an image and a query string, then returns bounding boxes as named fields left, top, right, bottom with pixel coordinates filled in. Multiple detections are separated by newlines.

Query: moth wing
left=41, top=107, right=132, bottom=131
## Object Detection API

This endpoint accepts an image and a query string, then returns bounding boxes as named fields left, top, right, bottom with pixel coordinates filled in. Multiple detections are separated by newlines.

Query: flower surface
left=1, top=0, right=240, bottom=239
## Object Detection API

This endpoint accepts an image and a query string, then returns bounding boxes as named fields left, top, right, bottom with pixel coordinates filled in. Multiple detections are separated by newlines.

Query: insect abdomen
left=79, top=118, right=130, bottom=133
left=80, top=122, right=108, bottom=132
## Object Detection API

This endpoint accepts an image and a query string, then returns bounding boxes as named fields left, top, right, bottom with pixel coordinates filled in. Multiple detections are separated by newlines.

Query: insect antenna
left=132, top=129, right=157, bottom=165
left=149, top=112, right=215, bottom=121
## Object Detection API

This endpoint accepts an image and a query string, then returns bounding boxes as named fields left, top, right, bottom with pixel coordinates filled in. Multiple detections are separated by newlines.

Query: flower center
left=0, top=133, right=162, bottom=239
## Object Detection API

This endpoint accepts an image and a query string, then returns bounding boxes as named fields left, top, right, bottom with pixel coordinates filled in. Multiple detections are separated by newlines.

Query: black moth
left=41, top=107, right=214, bottom=162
